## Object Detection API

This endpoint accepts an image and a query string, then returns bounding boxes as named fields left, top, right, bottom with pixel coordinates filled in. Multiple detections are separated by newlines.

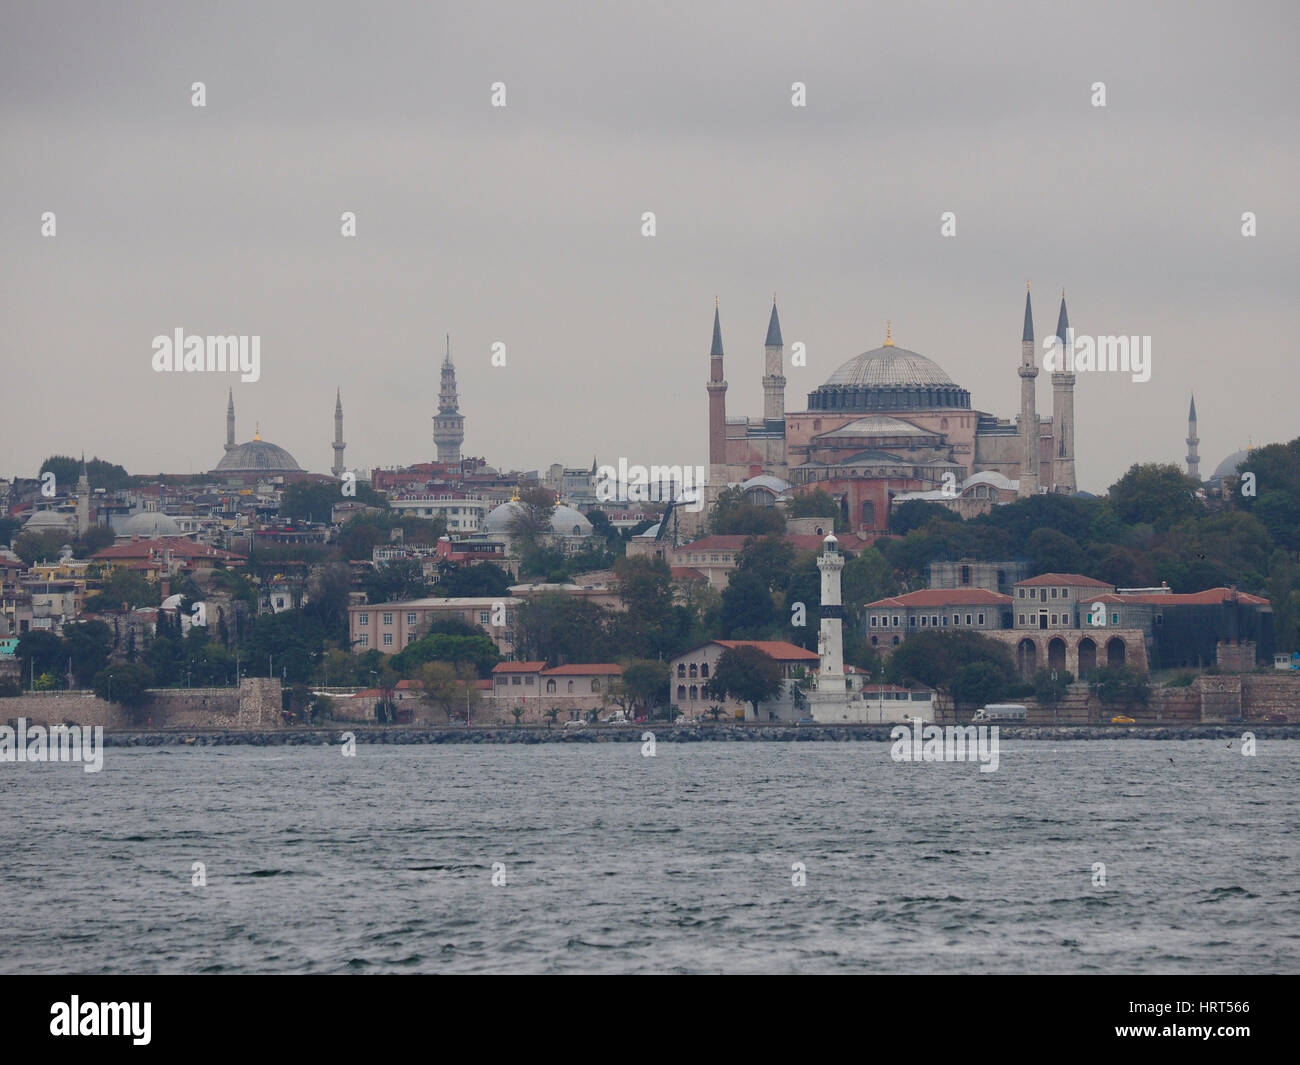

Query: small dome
left=550, top=505, right=592, bottom=536
left=483, top=502, right=522, bottom=535
left=122, top=511, right=181, bottom=537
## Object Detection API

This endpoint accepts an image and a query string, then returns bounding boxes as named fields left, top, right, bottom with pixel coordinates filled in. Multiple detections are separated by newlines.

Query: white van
left=972, top=703, right=1027, bottom=723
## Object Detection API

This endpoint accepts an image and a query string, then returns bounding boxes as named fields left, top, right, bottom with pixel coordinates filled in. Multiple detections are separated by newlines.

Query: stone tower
left=332, top=388, right=346, bottom=478
left=433, top=335, right=465, bottom=463
left=226, top=388, right=236, bottom=452
left=1051, top=293, right=1077, bottom=493
left=815, top=534, right=847, bottom=696
left=1186, top=393, right=1200, bottom=480
left=76, top=454, right=90, bottom=536
left=706, top=302, right=728, bottom=509
left=1017, top=284, right=1039, bottom=497
left=762, top=298, right=786, bottom=425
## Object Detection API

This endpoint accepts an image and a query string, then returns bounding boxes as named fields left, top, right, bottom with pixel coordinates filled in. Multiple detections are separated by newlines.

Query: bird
left=1169, top=757, right=1175, bottom=764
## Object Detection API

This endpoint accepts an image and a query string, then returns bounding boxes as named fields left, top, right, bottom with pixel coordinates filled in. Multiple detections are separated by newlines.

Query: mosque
left=705, top=288, right=1079, bottom=533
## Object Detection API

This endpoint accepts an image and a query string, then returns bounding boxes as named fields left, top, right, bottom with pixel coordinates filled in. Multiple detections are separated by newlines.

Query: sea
left=2, top=740, right=1297, bottom=974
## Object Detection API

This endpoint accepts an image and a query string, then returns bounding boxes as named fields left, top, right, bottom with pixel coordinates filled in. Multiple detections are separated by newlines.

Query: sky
left=2, top=0, right=1297, bottom=493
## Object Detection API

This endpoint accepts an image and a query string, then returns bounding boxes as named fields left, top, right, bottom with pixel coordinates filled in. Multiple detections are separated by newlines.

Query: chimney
left=160, top=578, right=171, bottom=599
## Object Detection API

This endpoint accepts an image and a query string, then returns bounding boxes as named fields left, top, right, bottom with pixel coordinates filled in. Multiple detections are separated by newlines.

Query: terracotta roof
left=1016, top=573, right=1113, bottom=588
left=670, top=566, right=709, bottom=581
left=541, top=663, right=624, bottom=676
left=679, top=534, right=842, bottom=555
left=93, top=537, right=246, bottom=562
left=492, top=661, right=547, bottom=673
left=866, top=588, right=1011, bottom=608
left=712, top=640, right=820, bottom=661
left=1083, top=588, right=1269, bottom=607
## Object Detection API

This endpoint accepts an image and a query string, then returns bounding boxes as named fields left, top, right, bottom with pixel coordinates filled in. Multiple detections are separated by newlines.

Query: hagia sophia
left=705, top=288, right=1080, bottom=533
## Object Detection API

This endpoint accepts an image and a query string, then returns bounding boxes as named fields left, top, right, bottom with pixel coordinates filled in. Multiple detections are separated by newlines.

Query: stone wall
left=0, top=679, right=282, bottom=730
left=1240, top=673, right=1300, bottom=719
left=1198, top=675, right=1243, bottom=721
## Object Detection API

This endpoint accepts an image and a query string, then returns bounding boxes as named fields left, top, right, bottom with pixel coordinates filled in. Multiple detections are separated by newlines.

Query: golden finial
left=773, top=291, right=777, bottom=304
left=884, top=320, right=894, bottom=347
left=254, top=422, right=261, bottom=441
left=1026, top=280, right=1031, bottom=291
left=714, top=295, right=719, bottom=309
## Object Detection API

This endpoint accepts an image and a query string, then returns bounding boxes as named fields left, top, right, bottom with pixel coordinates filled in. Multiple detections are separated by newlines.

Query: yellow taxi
left=1110, top=715, right=1136, bottom=725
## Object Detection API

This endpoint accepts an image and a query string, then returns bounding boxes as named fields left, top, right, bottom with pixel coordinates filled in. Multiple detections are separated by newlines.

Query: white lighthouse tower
left=815, top=533, right=847, bottom=696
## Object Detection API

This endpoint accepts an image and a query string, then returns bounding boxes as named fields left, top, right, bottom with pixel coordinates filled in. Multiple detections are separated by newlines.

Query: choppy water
left=2, top=741, right=1297, bottom=973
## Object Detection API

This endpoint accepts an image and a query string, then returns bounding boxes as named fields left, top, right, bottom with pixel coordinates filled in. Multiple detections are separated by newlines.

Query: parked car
left=1110, top=715, right=1136, bottom=724
left=562, top=719, right=586, bottom=728
left=1262, top=713, right=1288, bottom=724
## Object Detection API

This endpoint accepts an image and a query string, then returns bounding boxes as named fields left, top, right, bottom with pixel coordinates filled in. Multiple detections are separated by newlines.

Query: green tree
left=1107, top=463, right=1201, bottom=531
left=362, top=559, right=431, bottom=604
left=709, top=487, right=786, bottom=536
left=612, top=659, right=670, bottom=716
left=93, top=662, right=155, bottom=710
left=885, top=631, right=1016, bottom=692
left=1034, top=668, right=1074, bottom=705
left=508, top=487, right=558, bottom=545
left=390, top=632, right=501, bottom=677
left=1090, top=664, right=1150, bottom=706
left=890, top=499, right=956, bottom=536
left=1027, top=527, right=1085, bottom=575
left=706, top=645, right=784, bottom=720
left=13, top=530, right=69, bottom=566
left=719, top=569, right=778, bottom=638
left=736, top=533, right=797, bottom=592
left=514, top=593, right=611, bottom=665
left=15, top=630, right=66, bottom=684
left=950, top=662, right=1010, bottom=709
left=280, top=480, right=383, bottom=523
left=435, top=562, right=511, bottom=598
left=61, top=620, right=114, bottom=687
left=418, top=661, right=481, bottom=723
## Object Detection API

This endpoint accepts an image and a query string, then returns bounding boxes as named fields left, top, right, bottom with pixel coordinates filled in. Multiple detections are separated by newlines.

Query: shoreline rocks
left=97, top=723, right=1300, bottom=747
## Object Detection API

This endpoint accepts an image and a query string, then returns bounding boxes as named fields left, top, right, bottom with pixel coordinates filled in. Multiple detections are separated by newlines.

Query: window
left=1018, top=589, right=1025, bottom=598
left=359, top=612, right=369, bottom=625
left=677, top=664, right=686, bottom=678
left=383, top=613, right=393, bottom=625
left=1029, top=588, right=1037, bottom=600
left=591, top=679, right=601, bottom=692
left=546, top=680, right=556, bottom=693
left=920, top=616, right=927, bottom=627
left=978, top=613, right=985, bottom=625
left=495, top=676, right=507, bottom=687
left=525, top=676, right=534, bottom=685
left=960, top=565, right=971, bottom=585
left=1051, top=614, right=1058, bottom=626
left=512, top=676, right=521, bottom=686
left=1112, top=613, right=1119, bottom=626
left=1018, top=614, right=1025, bottom=624
left=871, top=616, right=878, bottom=627
left=407, top=612, right=417, bottom=625
left=941, top=616, right=948, bottom=626
left=689, top=685, right=698, bottom=699
left=893, top=616, right=900, bottom=627
left=479, top=611, right=490, bottom=624
left=567, top=680, right=575, bottom=692
left=406, top=633, right=416, bottom=644
left=1050, top=588, right=1058, bottom=599
left=689, top=664, right=698, bottom=678
left=909, top=616, right=917, bottom=628
left=1062, top=589, right=1069, bottom=598
left=700, top=663, right=709, bottom=678
left=966, top=613, right=973, bottom=625
left=931, top=616, right=938, bottom=627
left=677, top=685, right=686, bottom=700
left=357, top=634, right=368, bottom=646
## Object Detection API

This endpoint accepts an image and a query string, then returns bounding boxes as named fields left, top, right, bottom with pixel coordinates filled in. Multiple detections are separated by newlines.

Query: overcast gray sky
left=2, top=0, right=1296, bottom=492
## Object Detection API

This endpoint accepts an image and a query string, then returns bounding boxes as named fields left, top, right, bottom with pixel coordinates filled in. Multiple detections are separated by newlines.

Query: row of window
left=357, top=610, right=499, bottom=627
left=1018, top=587, right=1070, bottom=599
left=870, top=613, right=986, bottom=628
left=494, top=676, right=603, bottom=691
left=675, top=662, right=710, bottom=679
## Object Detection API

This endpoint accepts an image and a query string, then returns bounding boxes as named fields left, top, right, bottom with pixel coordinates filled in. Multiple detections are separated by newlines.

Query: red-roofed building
left=669, top=639, right=820, bottom=722
left=92, top=537, right=246, bottom=578
left=487, top=661, right=625, bottom=723
left=1012, top=574, right=1116, bottom=630
left=864, top=588, right=1012, bottom=650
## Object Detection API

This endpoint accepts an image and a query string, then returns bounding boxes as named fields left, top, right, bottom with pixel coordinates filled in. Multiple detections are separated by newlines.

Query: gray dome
left=215, top=438, right=302, bottom=473
left=824, top=345, right=954, bottom=388
left=484, top=502, right=522, bottom=535
left=122, top=511, right=181, bottom=537
left=23, top=509, right=76, bottom=530
left=1210, top=449, right=1251, bottom=482
left=484, top=501, right=592, bottom=537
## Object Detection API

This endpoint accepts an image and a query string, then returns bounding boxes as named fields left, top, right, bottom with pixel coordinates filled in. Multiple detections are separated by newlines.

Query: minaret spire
left=1050, top=290, right=1077, bottom=493
left=225, top=388, right=236, bottom=452
left=706, top=300, right=729, bottom=513
left=332, top=387, right=346, bottom=478
left=762, top=298, right=786, bottom=429
left=1018, top=284, right=1040, bottom=497
left=1186, top=391, right=1200, bottom=481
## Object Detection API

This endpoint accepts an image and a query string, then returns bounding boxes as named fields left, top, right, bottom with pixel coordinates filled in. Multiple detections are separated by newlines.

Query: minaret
left=1051, top=292, right=1077, bottom=493
left=815, top=534, right=846, bottom=696
left=76, top=453, right=90, bottom=536
left=706, top=300, right=728, bottom=505
left=1186, top=393, right=1200, bottom=480
left=225, top=388, right=236, bottom=452
left=762, top=297, right=785, bottom=425
left=332, top=388, right=346, bottom=478
left=433, top=334, right=465, bottom=463
left=1017, top=283, right=1039, bottom=497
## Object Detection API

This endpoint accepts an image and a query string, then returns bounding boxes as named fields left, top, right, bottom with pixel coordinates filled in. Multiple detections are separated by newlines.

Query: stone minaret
left=225, top=388, right=236, bottom=452
left=332, top=388, right=346, bottom=477
left=76, top=454, right=90, bottom=535
left=1017, top=284, right=1039, bottom=497
left=1051, top=292, right=1077, bottom=493
left=762, top=298, right=785, bottom=425
left=706, top=301, right=728, bottom=506
left=816, top=534, right=846, bottom=696
left=1186, top=393, right=1200, bottom=480
left=433, top=334, right=465, bottom=463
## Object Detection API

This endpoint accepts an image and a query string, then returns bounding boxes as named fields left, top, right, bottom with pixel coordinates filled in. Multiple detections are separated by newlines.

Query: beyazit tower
left=433, top=334, right=465, bottom=463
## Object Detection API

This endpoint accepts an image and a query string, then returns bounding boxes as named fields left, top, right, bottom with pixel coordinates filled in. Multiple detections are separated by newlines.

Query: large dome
left=1210, top=449, right=1251, bottom=482
left=484, top=502, right=592, bottom=537
left=122, top=511, right=182, bottom=537
left=808, top=341, right=970, bottom=413
left=824, top=345, right=955, bottom=388
left=214, top=438, right=302, bottom=473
